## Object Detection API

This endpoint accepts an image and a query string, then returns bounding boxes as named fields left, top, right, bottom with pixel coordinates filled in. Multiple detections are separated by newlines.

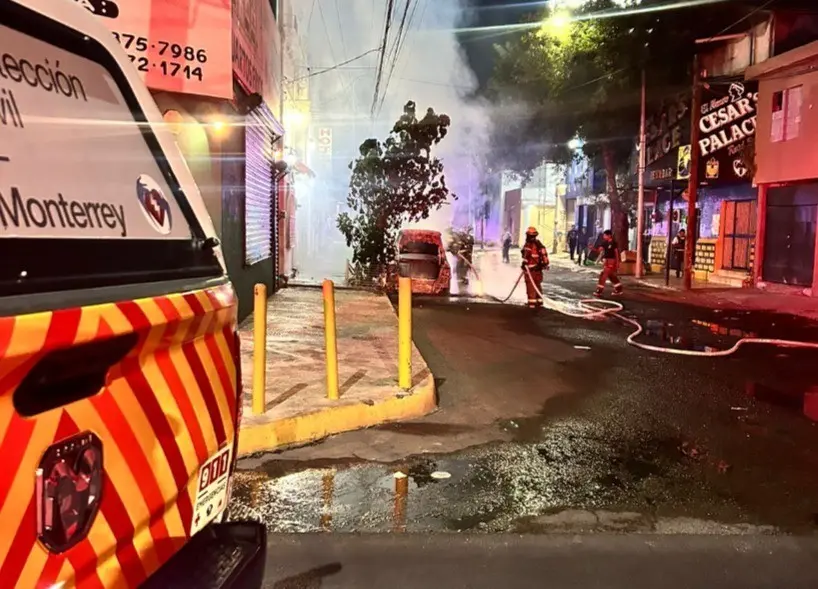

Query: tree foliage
left=338, top=101, right=455, bottom=274
left=487, top=0, right=751, bottom=246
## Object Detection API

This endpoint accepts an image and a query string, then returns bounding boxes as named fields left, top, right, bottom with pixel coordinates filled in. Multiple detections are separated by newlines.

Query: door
left=586, top=206, right=598, bottom=234
left=721, top=200, right=757, bottom=270
left=503, top=189, right=521, bottom=246
left=763, top=204, right=816, bottom=286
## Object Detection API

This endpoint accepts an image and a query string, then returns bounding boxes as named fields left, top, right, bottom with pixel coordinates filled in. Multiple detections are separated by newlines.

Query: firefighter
left=521, top=226, right=549, bottom=308
left=594, top=229, right=624, bottom=297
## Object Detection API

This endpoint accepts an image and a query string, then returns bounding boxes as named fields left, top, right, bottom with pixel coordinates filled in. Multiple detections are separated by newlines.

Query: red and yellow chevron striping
left=0, top=284, right=239, bottom=588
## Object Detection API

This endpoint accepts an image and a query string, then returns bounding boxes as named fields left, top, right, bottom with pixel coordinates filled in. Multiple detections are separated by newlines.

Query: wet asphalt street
left=232, top=264, right=818, bottom=587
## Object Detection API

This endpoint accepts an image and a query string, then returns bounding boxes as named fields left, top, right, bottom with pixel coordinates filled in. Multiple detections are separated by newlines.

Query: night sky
left=458, top=0, right=538, bottom=91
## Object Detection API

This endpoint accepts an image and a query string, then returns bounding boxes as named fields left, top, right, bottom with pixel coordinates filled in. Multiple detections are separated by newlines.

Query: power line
left=317, top=0, right=345, bottom=89
left=371, top=0, right=396, bottom=116
left=334, top=0, right=349, bottom=59
left=393, top=0, right=429, bottom=87
left=398, top=77, right=473, bottom=90
left=307, top=0, right=317, bottom=33
left=288, top=48, right=381, bottom=82
left=699, top=0, right=778, bottom=44
left=376, top=0, right=416, bottom=116
left=305, top=65, right=376, bottom=71
left=557, top=0, right=779, bottom=96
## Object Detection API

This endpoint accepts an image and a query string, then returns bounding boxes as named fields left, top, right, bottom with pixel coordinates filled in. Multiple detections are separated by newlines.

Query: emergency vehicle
left=0, top=0, right=265, bottom=586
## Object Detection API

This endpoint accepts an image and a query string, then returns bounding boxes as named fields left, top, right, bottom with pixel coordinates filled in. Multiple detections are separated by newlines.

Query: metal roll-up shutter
left=244, top=105, right=277, bottom=267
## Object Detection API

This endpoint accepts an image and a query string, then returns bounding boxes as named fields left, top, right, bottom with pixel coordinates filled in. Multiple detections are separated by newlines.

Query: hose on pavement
left=455, top=253, right=818, bottom=357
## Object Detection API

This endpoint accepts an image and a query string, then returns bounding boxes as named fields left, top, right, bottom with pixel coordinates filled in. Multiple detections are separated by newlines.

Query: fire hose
left=456, top=253, right=818, bottom=357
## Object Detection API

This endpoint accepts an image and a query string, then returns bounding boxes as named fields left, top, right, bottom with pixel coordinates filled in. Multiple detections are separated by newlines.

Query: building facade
left=79, top=0, right=288, bottom=320
left=562, top=156, right=609, bottom=247
left=747, top=40, right=818, bottom=295
left=501, top=163, right=571, bottom=252
left=641, top=19, right=771, bottom=286
left=280, top=5, right=312, bottom=282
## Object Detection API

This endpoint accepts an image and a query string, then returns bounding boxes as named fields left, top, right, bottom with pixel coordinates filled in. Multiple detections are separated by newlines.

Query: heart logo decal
left=136, top=174, right=172, bottom=235
left=144, top=189, right=166, bottom=227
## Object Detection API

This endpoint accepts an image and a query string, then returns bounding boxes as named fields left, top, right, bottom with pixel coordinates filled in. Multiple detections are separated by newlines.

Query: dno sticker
left=136, top=174, right=172, bottom=235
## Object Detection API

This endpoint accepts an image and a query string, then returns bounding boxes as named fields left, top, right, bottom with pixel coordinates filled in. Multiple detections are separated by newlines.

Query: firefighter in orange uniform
left=521, top=226, right=549, bottom=308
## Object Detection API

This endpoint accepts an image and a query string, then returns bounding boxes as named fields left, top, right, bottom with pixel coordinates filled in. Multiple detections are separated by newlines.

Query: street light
left=542, top=9, right=572, bottom=41
left=286, top=109, right=305, bottom=127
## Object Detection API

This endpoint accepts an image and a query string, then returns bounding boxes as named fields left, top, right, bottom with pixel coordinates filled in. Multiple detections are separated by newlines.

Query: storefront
left=747, top=40, right=818, bottom=295
left=762, top=184, right=817, bottom=287
left=643, top=82, right=758, bottom=285
left=643, top=92, right=690, bottom=272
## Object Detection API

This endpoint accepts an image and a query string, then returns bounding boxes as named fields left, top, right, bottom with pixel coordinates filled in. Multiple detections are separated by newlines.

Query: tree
left=487, top=0, right=751, bottom=248
left=337, top=101, right=455, bottom=277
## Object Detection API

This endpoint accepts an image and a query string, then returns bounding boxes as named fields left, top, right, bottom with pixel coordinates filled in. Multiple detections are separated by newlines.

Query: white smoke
left=291, top=0, right=491, bottom=280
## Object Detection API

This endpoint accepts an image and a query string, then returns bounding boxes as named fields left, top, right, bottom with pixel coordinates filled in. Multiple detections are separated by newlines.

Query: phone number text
left=125, top=54, right=204, bottom=81
left=112, top=32, right=208, bottom=64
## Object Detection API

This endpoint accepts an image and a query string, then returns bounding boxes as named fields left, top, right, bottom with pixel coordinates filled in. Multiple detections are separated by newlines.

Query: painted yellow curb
left=237, top=374, right=437, bottom=456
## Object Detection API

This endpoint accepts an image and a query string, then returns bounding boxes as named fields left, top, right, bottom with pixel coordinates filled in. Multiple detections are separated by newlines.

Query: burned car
left=395, top=229, right=451, bottom=295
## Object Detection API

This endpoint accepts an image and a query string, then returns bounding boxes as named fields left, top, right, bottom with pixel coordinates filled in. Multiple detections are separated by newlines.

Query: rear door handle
left=14, top=333, right=138, bottom=417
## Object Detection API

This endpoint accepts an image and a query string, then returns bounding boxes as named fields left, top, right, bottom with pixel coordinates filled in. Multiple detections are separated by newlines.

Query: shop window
left=722, top=200, right=756, bottom=270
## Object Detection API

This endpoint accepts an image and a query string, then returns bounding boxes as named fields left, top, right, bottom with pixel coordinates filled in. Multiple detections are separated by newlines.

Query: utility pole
left=666, top=179, right=675, bottom=287
left=636, top=69, right=647, bottom=278
left=684, top=54, right=701, bottom=290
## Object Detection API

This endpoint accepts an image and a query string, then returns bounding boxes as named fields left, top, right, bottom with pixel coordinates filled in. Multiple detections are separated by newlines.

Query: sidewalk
left=236, top=287, right=437, bottom=456
left=480, top=250, right=818, bottom=321
left=625, top=276, right=818, bottom=321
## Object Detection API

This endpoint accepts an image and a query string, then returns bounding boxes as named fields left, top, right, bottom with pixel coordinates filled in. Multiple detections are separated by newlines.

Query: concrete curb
left=237, top=374, right=437, bottom=456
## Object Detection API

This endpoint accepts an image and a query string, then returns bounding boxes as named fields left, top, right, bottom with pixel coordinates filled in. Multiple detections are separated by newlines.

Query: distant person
left=567, top=225, right=579, bottom=261
left=521, top=226, right=549, bottom=309
left=576, top=227, right=588, bottom=266
left=501, top=229, right=512, bottom=263
left=593, top=230, right=623, bottom=297
left=671, top=228, right=686, bottom=278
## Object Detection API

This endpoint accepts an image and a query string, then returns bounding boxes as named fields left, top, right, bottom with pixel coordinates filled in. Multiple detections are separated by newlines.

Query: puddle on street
left=228, top=300, right=818, bottom=535
left=228, top=425, right=773, bottom=534
left=625, top=309, right=818, bottom=353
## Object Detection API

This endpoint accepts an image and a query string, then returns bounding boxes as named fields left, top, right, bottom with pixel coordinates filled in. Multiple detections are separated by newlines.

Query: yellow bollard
left=398, top=277, right=412, bottom=389
left=252, top=283, right=267, bottom=415
left=323, top=279, right=340, bottom=400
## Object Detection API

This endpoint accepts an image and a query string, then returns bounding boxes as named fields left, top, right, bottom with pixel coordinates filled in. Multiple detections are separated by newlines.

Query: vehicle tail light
left=36, top=432, right=103, bottom=553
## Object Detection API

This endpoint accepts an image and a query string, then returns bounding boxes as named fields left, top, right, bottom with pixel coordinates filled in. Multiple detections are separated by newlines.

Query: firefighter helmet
left=525, top=226, right=538, bottom=237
